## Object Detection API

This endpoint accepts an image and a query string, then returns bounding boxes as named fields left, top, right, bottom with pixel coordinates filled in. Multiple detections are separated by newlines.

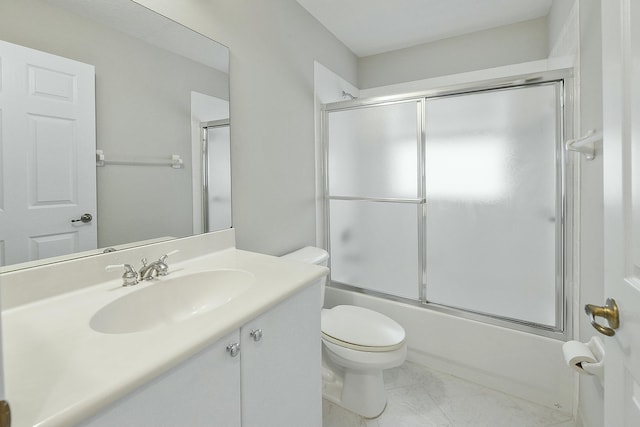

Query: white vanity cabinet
left=79, top=283, right=320, bottom=427
left=80, top=329, right=242, bottom=427
left=241, top=282, right=321, bottom=427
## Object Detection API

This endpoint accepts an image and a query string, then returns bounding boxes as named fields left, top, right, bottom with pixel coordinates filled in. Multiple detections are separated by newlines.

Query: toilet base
left=321, top=360, right=388, bottom=418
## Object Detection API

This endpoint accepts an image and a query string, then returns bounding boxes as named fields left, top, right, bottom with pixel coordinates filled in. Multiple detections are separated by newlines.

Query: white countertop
left=3, top=247, right=327, bottom=427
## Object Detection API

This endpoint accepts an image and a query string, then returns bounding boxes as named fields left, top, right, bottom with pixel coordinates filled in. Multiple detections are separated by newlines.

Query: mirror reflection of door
left=0, top=40, right=97, bottom=266
left=202, top=120, right=232, bottom=232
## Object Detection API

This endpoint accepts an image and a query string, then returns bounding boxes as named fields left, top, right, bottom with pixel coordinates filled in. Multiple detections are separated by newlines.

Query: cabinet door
left=81, top=329, right=241, bottom=427
left=240, top=284, right=321, bottom=427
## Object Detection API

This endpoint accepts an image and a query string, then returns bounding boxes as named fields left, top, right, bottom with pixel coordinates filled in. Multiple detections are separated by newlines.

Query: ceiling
left=296, top=0, right=553, bottom=57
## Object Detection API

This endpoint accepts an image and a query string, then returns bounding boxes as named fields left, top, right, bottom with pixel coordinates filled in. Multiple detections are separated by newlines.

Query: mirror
left=0, top=0, right=230, bottom=271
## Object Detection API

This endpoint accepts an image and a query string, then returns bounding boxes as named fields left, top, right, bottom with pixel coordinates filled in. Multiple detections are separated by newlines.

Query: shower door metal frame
left=201, top=119, right=232, bottom=233
left=322, top=98, right=427, bottom=302
left=321, top=68, right=574, bottom=340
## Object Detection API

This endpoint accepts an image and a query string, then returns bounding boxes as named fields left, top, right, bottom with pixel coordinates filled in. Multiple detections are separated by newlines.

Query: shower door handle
left=585, top=298, right=619, bottom=336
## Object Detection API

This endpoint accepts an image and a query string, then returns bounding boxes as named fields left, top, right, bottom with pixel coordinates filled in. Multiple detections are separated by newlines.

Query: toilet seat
left=321, top=305, right=405, bottom=352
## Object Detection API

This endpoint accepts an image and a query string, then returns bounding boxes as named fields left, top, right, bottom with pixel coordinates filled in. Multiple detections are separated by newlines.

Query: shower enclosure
left=322, top=72, right=572, bottom=337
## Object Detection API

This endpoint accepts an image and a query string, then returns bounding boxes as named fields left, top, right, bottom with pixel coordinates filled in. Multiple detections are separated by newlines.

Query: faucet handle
left=105, top=264, right=139, bottom=287
left=105, top=263, right=133, bottom=272
left=159, top=250, right=179, bottom=262
left=156, top=250, right=179, bottom=276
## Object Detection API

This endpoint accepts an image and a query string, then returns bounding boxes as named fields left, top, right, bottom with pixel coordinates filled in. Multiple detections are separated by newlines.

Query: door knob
left=0, top=400, right=10, bottom=427
left=585, top=298, right=619, bottom=336
left=71, top=213, right=93, bottom=223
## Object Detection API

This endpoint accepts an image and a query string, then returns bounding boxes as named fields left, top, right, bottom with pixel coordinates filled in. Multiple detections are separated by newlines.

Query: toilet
left=282, top=247, right=407, bottom=418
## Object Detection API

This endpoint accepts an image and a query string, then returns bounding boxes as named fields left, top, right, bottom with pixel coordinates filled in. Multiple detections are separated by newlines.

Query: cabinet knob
left=226, top=342, right=240, bottom=357
left=249, top=329, right=263, bottom=342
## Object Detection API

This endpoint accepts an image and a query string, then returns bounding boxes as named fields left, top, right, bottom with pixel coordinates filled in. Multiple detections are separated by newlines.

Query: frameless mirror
left=0, top=0, right=230, bottom=271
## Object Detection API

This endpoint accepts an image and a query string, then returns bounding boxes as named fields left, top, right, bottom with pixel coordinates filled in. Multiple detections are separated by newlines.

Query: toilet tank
left=282, top=246, right=329, bottom=267
left=282, top=246, right=329, bottom=307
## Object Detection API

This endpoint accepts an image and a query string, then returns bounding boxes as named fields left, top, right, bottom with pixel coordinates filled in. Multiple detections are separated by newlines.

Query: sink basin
left=90, top=269, right=254, bottom=334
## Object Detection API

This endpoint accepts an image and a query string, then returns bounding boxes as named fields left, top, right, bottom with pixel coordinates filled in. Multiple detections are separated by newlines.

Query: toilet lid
left=321, top=305, right=405, bottom=350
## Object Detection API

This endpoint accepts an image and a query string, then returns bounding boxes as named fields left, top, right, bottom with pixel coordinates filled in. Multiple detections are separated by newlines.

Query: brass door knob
left=585, top=298, right=619, bottom=336
left=0, top=400, right=10, bottom=427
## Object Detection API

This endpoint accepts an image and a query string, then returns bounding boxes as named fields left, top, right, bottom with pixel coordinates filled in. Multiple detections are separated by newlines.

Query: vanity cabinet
left=80, top=283, right=320, bottom=427
left=241, top=283, right=321, bottom=427
left=81, top=329, right=242, bottom=427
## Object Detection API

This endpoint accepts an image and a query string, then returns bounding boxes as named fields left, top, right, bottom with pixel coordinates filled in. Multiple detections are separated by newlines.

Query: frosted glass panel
left=425, top=84, right=558, bottom=326
left=206, top=125, right=232, bottom=231
left=329, top=200, right=420, bottom=300
left=327, top=101, right=420, bottom=199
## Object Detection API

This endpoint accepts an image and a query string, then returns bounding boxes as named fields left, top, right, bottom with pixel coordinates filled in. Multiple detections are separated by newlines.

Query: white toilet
left=283, top=246, right=407, bottom=418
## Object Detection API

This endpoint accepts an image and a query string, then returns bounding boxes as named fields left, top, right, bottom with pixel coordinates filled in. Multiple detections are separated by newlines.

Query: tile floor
left=322, top=361, right=575, bottom=427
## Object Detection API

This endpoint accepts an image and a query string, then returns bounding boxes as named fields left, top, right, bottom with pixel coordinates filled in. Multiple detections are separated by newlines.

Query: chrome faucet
left=106, top=250, right=178, bottom=286
left=139, top=257, right=167, bottom=280
left=139, top=250, right=178, bottom=281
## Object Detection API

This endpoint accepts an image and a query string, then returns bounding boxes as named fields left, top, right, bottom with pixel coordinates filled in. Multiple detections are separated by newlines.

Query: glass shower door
left=203, top=121, right=232, bottom=232
left=326, top=100, right=423, bottom=300
left=323, top=79, right=567, bottom=332
left=424, top=83, right=562, bottom=327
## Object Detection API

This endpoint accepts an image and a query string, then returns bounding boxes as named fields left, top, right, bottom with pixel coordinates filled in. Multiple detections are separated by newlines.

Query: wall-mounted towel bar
left=96, top=150, right=184, bottom=169
left=565, top=129, right=601, bottom=160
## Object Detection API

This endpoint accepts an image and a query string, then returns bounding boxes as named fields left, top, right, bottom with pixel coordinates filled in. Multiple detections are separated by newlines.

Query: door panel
left=29, top=232, right=78, bottom=260
left=327, top=100, right=421, bottom=199
left=425, top=84, right=561, bottom=327
left=28, top=64, right=77, bottom=102
left=28, top=114, right=77, bottom=204
left=325, top=100, right=423, bottom=300
left=329, top=199, right=421, bottom=300
left=601, top=0, right=640, bottom=425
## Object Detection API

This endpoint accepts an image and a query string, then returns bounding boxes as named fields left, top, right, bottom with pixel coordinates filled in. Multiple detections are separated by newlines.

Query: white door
left=0, top=40, right=96, bottom=266
left=600, top=1, right=640, bottom=425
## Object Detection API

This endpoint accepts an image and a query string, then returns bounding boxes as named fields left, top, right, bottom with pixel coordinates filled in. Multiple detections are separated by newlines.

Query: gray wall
left=357, top=17, right=549, bottom=89
left=0, top=0, right=229, bottom=248
left=133, top=0, right=358, bottom=255
left=549, top=0, right=578, bottom=53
